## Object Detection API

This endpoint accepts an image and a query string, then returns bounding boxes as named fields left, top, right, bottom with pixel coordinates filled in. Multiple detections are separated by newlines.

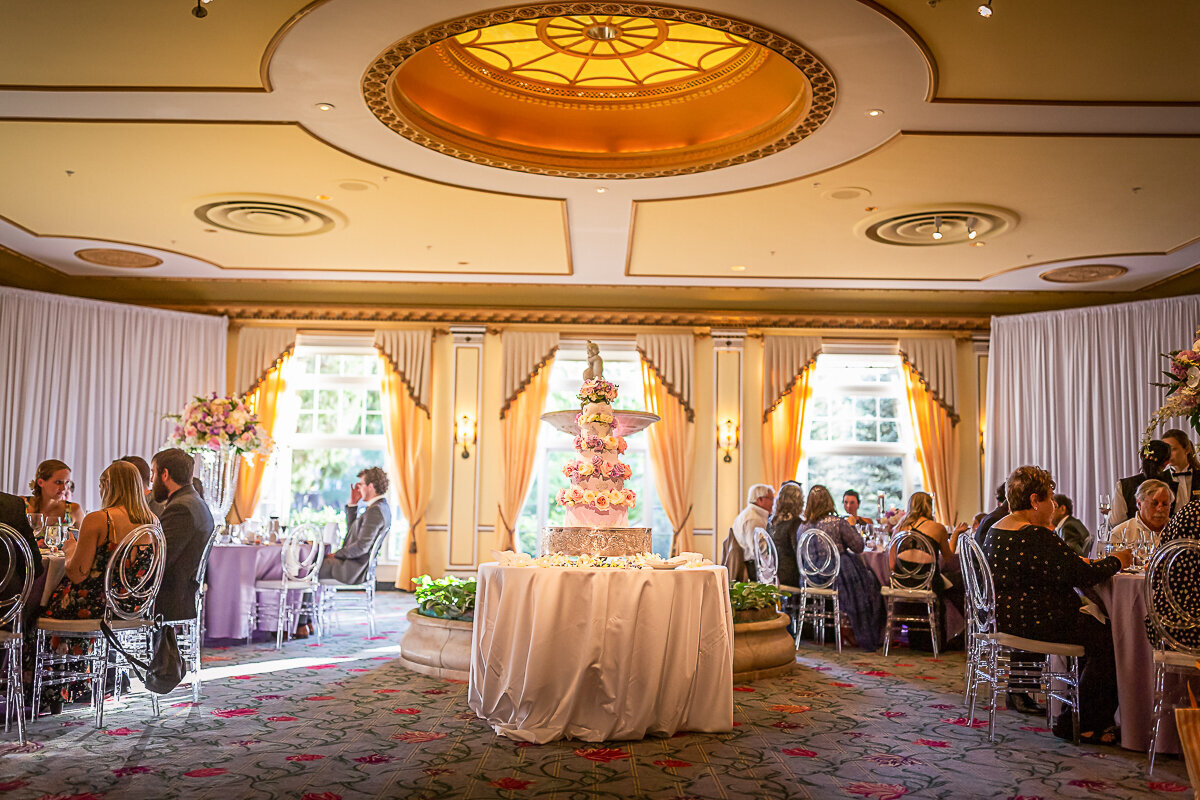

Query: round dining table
left=860, top=548, right=965, bottom=640
left=204, top=543, right=313, bottom=641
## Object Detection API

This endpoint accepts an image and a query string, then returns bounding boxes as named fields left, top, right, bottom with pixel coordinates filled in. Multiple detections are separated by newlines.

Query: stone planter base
left=733, top=611, right=796, bottom=682
left=398, top=608, right=472, bottom=681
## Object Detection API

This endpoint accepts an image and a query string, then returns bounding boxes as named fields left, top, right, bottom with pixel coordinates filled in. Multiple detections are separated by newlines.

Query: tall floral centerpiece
left=1144, top=325, right=1200, bottom=444
left=167, top=393, right=274, bottom=530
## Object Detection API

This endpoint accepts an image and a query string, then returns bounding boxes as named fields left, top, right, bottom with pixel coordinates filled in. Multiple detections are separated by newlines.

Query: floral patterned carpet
left=1, top=592, right=1192, bottom=800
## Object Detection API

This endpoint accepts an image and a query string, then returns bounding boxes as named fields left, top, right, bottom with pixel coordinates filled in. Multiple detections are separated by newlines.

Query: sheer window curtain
left=899, top=338, right=960, bottom=525
left=229, top=327, right=296, bottom=525
left=0, top=287, right=226, bottom=512
left=636, top=334, right=695, bottom=556
left=986, top=294, right=1200, bottom=531
left=761, top=336, right=822, bottom=489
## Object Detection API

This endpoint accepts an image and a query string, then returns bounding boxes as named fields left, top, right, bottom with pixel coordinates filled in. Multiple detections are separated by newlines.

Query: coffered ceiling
left=0, top=0, right=1197, bottom=323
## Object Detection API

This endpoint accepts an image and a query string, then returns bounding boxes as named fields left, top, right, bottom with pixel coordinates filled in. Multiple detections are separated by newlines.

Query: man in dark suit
left=1052, top=493, right=1091, bottom=556
left=152, top=448, right=214, bottom=622
left=321, top=466, right=391, bottom=585
left=1, top=490, right=43, bottom=632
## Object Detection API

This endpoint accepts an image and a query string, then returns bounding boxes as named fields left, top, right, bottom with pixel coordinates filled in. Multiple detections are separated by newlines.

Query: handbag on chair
left=101, top=617, right=186, bottom=695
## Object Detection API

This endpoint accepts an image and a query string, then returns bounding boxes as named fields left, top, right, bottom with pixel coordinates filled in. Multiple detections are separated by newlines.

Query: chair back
left=104, top=523, right=166, bottom=622
left=362, top=527, right=389, bottom=587
left=0, top=523, right=35, bottom=631
left=888, top=529, right=938, bottom=591
left=754, top=527, right=779, bottom=586
left=195, top=527, right=220, bottom=602
left=957, top=534, right=997, bottom=635
left=281, top=523, right=324, bottom=583
left=1145, top=538, right=1200, bottom=656
left=796, top=527, right=840, bottom=590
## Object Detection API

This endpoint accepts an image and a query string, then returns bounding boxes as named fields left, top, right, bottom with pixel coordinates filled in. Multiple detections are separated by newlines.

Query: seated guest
left=39, top=461, right=157, bottom=707
left=730, top=484, right=773, bottom=580
left=1163, top=428, right=1200, bottom=507
left=765, top=481, right=804, bottom=588
left=984, top=465, right=1131, bottom=743
left=25, top=459, right=84, bottom=538
left=0, top=491, right=43, bottom=634
left=893, top=491, right=964, bottom=614
left=120, top=454, right=161, bottom=516
left=1145, top=497, right=1200, bottom=650
left=1109, top=479, right=1172, bottom=549
left=152, top=448, right=214, bottom=622
left=797, top=485, right=882, bottom=651
left=321, top=466, right=392, bottom=585
left=1051, top=493, right=1090, bottom=556
left=974, top=483, right=1008, bottom=548
left=841, top=489, right=874, bottom=526
left=1110, top=440, right=1177, bottom=526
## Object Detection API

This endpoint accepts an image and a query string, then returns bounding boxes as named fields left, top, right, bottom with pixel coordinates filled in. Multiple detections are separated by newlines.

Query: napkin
left=492, top=550, right=534, bottom=567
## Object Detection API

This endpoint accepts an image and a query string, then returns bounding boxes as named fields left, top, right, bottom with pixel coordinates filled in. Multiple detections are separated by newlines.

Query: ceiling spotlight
left=967, top=227, right=978, bottom=240
left=731, top=265, right=747, bottom=272
left=315, top=103, right=335, bottom=111
left=866, top=109, right=884, bottom=117
left=931, top=216, right=943, bottom=240
left=191, top=0, right=207, bottom=18
left=978, top=1, right=993, bottom=18
left=595, top=187, right=608, bottom=194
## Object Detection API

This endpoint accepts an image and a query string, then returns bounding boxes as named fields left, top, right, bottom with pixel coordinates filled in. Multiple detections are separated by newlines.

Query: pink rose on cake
left=594, top=494, right=611, bottom=511
left=582, top=490, right=597, bottom=505
left=624, top=489, right=637, bottom=509
left=591, top=454, right=604, bottom=468
left=569, top=487, right=585, bottom=504
left=577, top=461, right=595, bottom=477
left=607, top=490, right=624, bottom=506
left=557, top=489, right=571, bottom=505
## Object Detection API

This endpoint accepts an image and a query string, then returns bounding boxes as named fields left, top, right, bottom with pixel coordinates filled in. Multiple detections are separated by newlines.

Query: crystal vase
left=194, top=444, right=240, bottom=534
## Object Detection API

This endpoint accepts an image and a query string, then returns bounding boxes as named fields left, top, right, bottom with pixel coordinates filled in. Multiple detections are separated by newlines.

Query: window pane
left=297, top=388, right=315, bottom=410
left=296, top=413, right=314, bottom=434
left=879, top=397, right=898, bottom=419
left=804, top=454, right=909, bottom=514
left=289, top=447, right=387, bottom=515
left=317, top=389, right=337, bottom=411
left=879, top=420, right=899, bottom=442
left=811, top=397, right=828, bottom=417
left=364, top=414, right=384, bottom=435
left=317, top=413, right=337, bottom=434
left=854, top=420, right=877, bottom=442
left=855, top=397, right=877, bottom=418
left=809, top=420, right=829, bottom=441
left=365, top=390, right=381, bottom=412
left=292, top=354, right=317, bottom=375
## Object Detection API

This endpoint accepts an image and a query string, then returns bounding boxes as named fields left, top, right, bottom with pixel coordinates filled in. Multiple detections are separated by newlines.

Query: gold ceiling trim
left=362, top=3, right=836, bottom=179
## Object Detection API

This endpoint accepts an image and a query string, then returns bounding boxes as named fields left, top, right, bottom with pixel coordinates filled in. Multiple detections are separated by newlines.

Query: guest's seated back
left=797, top=485, right=862, bottom=554
left=151, top=448, right=214, bottom=621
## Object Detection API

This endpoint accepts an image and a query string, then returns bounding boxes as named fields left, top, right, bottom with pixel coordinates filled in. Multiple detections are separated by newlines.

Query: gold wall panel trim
left=361, top=2, right=837, bottom=179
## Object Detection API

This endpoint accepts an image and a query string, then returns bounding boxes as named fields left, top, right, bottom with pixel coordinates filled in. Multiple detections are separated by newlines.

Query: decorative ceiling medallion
left=362, top=4, right=836, bottom=178
left=1040, top=264, right=1128, bottom=283
left=74, top=248, right=163, bottom=269
left=857, top=205, right=1018, bottom=247
left=194, top=199, right=339, bottom=236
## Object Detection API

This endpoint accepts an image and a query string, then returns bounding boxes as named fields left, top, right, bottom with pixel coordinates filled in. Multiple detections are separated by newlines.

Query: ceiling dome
left=362, top=4, right=836, bottom=178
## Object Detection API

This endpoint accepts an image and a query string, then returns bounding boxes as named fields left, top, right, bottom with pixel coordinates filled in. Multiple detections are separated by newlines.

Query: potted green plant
left=399, top=574, right=477, bottom=681
left=729, top=581, right=796, bottom=680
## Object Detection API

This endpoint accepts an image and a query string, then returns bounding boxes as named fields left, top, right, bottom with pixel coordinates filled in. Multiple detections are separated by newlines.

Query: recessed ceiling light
left=458, top=261, right=469, bottom=265
left=969, top=241, right=986, bottom=247
left=315, top=103, right=335, bottom=111
left=731, top=265, right=747, bottom=272
left=865, top=206, right=878, bottom=212
left=595, top=187, right=608, bottom=194
left=315, top=194, right=331, bottom=201
left=866, top=109, right=884, bottom=117
left=977, top=1, right=993, bottom=17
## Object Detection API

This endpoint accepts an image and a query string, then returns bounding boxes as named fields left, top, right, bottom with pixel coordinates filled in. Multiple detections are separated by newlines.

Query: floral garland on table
left=578, top=378, right=619, bottom=404
left=1143, top=325, right=1200, bottom=445
left=166, top=393, right=274, bottom=456
left=562, top=458, right=632, bottom=481
left=573, top=434, right=628, bottom=454
left=556, top=487, right=637, bottom=510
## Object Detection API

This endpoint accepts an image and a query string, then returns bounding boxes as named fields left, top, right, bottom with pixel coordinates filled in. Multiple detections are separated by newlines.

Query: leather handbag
left=101, top=617, right=187, bottom=695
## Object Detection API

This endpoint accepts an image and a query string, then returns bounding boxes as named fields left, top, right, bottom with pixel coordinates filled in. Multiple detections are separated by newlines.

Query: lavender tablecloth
left=861, top=549, right=965, bottom=640
left=204, top=544, right=311, bottom=641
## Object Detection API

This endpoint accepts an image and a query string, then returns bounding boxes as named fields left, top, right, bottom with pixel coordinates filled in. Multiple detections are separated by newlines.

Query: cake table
left=468, top=562, right=735, bottom=743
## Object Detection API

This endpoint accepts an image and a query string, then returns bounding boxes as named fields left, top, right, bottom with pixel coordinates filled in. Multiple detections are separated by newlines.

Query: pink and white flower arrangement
left=1144, top=325, right=1200, bottom=444
left=167, top=393, right=274, bottom=456
left=556, top=488, right=637, bottom=510
left=578, top=378, right=619, bottom=404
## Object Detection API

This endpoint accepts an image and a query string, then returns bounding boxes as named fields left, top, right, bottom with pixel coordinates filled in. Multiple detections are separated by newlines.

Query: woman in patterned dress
left=34, top=460, right=156, bottom=708
left=24, top=459, right=84, bottom=545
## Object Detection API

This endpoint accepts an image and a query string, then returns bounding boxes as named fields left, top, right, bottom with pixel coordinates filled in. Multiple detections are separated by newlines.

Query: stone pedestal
left=732, top=610, right=796, bottom=681
left=398, top=608, right=472, bottom=681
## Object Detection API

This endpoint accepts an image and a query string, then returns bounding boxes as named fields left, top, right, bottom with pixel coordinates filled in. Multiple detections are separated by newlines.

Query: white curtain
left=986, top=294, right=1200, bottom=530
left=0, top=287, right=227, bottom=512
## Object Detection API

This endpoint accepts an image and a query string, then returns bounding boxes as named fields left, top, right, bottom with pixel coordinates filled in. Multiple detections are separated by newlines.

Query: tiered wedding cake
left=540, top=347, right=652, bottom=557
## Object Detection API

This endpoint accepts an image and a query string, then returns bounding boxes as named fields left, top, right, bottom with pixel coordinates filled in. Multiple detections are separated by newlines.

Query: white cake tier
left=540, top=525, right=651, bottom=556
left=566, top=504, right=630, bottom=527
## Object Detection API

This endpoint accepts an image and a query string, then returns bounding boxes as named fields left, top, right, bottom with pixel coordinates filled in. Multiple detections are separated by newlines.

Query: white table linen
left=39, top=552, right=67, bottom=606
left=468, top=563, right=734, bottom=743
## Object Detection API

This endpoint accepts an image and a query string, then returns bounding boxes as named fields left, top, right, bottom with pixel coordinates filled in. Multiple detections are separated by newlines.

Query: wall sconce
left=455, top=413, right=476, bottom=460
left=718, top=418, right=739, bottom=463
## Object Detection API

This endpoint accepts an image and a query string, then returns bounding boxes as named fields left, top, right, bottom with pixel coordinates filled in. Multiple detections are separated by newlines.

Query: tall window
left=797, top=353, right=923, bottom=515
left=259, top=345, right=407, bottom=563
left=516, top=346, right=671, bottom=557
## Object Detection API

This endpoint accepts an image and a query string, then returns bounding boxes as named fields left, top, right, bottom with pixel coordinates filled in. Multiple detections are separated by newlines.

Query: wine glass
left=27, top=512, right=45, bottom=542
left=1098, top=493, right=1112, bottom=517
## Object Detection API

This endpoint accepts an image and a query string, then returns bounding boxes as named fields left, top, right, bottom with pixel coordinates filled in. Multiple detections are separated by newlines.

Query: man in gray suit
left=320, top=466, right=391, bottom=585
left=152, top=448, right=214, bottom=622
left=1052, top=493, right=1091, bottom=557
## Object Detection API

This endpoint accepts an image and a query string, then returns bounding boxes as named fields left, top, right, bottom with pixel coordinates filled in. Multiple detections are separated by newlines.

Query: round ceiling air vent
left=1040, top=264, right=1128, bottom=283
left=74, top=248, right=162, bottom=268
left=857, top=205, right=1018, bottom=247
left=194, top=199, right=338, bottom=236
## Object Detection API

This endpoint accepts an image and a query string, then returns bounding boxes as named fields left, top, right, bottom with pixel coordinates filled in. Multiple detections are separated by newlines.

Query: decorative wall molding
left=151, top=302, right=991, bottom=331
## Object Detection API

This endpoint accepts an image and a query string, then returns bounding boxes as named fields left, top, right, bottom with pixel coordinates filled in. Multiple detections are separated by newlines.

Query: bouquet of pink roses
left=1144, top=325, right=1200, bottom=444
left=167, top=393, right=274, bottom=456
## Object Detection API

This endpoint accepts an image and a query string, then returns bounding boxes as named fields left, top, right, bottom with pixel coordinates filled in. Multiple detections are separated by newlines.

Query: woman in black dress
left=766, top=481, right=804, bottom=587
left=984, top=465, right=1132, bottom=743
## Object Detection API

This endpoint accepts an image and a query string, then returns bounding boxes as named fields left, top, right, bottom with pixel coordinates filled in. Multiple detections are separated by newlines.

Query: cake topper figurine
left=583, top=340, right=604, bottom=380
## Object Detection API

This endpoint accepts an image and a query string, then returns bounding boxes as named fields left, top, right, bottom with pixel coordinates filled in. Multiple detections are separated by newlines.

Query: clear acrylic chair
left=0, top=524, right=35, bottom=743
left=163, top=526, right=219, bottom=702
left=795, top=527, right=843, bottom=651
left=33, top=523, right=166, bottom=727
left=318, top=530, right=387, bottom=636
left=1144, top=538, right=1200, bottom=773
left=958, top=533, right=1082, bottom=743
left=248, top=523, right=324, bottom=649
left=755, top=527, right=801, bottom=632
left=881, top=531, right=942, bottom=658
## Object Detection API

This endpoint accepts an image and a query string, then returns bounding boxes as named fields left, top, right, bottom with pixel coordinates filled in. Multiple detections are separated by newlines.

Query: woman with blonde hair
left=891, top=491, right=966, bottom=644
left=1163, top=428, right=1200, bottom=509
left=35, top=461, right=157, bottom=709
left=25, top=459, right=84, bottom=541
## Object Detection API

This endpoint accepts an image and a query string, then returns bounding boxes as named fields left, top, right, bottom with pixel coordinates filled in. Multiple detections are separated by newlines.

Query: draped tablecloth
left=204, top=544, right=310, bottom=641
left=1094, top=572, right=1181, bottom=754
left=468, top=563, right=734, bottom=743
left=861, top=549, right=964, bottom=640
left=39, top=553, right=67, bottom=605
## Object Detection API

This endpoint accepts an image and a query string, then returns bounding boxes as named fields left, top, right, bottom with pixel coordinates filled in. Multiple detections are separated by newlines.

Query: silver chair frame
left=795, top=527, right=843, bottom=651
left=163, top=525, right=219, bottom=702
left=1144, top=538, right=1200, bottom=773
left=881, top=531, right=941, bottom=658
left=319, top=529, right=387, bottom=636
left=0, top=524, right=34, bottom=743
left=247, top=523, right=325, bottom=649
left=32, top=523, right=166, bottom=728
